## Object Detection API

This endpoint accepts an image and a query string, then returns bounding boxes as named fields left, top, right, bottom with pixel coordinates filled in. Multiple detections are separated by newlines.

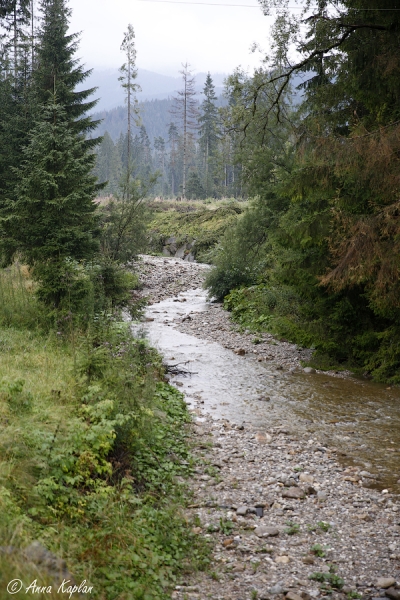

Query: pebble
left=282, top=487, right=305, bottom=499
left=236, top=506, right=248, bottom=516
left=254, top=526, right=280, bottom=538
left=299, top=473, right=314, bottom=484
left=255, top=432, right=272, bottom=444
left=275, top=555, right=290, bottom=564
left=285, top=593, right=303, bottom=600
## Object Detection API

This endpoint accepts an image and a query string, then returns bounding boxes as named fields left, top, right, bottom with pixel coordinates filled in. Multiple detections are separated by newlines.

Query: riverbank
left=0, top=265, right=207, bottom=599
left=136, top=255, right=400, bottom=600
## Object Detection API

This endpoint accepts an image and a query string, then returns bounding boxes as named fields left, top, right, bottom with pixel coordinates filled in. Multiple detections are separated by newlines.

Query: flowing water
left=134, top=286, right=400, bottom=492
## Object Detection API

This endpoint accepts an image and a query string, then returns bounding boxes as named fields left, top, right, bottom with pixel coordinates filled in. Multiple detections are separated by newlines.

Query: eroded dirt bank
left=135, top=256, right=400, bottom=600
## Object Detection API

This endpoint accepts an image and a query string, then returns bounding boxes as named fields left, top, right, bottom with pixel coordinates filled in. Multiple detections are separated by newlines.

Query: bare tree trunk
left=205, top=139, right=209, bottom=197
left=14, top=6, right=17, bottom=76
left=127, top=57, right=131, bottom=194
left=31, top=0, right=34, bottom=71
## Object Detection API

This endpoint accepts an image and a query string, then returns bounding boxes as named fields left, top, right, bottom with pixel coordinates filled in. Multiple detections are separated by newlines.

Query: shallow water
left=134, top=287, right=400, bottom=492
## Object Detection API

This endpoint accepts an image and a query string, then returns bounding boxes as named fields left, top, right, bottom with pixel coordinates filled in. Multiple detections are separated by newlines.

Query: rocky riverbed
left=135, top=255, right=312, bottom=371
left=135, top=256, right=400, bottom=600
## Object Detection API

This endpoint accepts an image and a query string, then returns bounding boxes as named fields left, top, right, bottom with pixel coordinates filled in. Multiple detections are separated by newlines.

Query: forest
left=1, top=0, right=400, bottom=596
left=204, top=0, right=400, bottom=383
left=93, top=71, right=238, bottom=199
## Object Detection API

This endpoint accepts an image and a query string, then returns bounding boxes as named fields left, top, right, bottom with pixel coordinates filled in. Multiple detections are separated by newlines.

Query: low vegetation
left=147, top=198, right=245, bottom=261
left=0, top=267, right=209, bottom=598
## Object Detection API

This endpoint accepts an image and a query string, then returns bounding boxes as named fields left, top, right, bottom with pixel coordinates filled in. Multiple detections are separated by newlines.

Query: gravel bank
left=136, top=256, right=400, bottom=600
left=178, top=416, right=400, bottom=600
left=136, top=255, right=312, bottom=370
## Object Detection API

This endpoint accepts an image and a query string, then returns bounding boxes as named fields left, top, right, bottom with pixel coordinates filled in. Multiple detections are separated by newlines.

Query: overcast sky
left=68, top=0, right=274, bottom=76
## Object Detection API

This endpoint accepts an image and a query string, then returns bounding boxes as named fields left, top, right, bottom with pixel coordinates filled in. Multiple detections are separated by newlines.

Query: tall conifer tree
left=199, top=72, right=219, bottom=197
left=172, top=63, right=198, bottom=198
left=34, top=0, right=99, bottom=140
left=4, top=0, right=101, bottom=303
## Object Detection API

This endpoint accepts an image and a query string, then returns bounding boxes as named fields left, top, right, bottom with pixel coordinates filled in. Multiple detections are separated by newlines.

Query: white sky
left=68, top=0, right=274, bottom=76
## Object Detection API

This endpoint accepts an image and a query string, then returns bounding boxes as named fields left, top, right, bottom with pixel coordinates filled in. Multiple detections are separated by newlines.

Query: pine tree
left=0, top=0, right=31, bottom=74
left=167, top=122, right=179, bottom=196
left=186, top=171, right=205, bottom=200
left=154, top=136, right=166, bottom=196
left=0, top=2, right=36, bottom=264
left=2, top=0, right=102, bottom=303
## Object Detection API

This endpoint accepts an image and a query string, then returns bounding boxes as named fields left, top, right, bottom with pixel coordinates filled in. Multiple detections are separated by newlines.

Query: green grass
left=0, top=267, right=210, bottom=599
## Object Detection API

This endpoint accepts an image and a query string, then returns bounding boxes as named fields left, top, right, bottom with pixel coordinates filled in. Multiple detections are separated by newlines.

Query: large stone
left=275, top=555, right=290, bottom=564
left=303, top=367, right=316, bottom=374
left=377, top=578, right=396, bottom=589
left=23, top=542, right=70, bottom=580
left=254, top=526, right=280, bottom=538
left=282, top=487, right=305, bottom=500
left=175, top=245, right=187, bottom=259
left=385, top=588, right=400, bottom=600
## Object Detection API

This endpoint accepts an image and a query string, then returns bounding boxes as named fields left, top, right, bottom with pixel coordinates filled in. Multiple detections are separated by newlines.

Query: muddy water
left=135, top=287, right=400, bottom=492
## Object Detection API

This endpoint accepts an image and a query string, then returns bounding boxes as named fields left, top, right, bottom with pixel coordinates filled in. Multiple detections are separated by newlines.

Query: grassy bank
left=0, top=267, right=208, bottom=599
left=147, top=199, right=245, bottom=262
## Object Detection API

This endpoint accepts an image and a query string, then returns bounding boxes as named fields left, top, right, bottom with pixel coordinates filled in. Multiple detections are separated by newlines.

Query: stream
left=135, top=286, right=400, bottom=493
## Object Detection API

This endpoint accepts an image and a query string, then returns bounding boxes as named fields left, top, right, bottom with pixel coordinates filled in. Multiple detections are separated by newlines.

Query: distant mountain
left=82, top=68, right=227, bottom=112
left=93, top=94, right=227, bottom=144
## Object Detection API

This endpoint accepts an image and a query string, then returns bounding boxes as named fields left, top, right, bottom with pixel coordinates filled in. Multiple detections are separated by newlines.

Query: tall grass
left=0, top=265, right=48, bottom=329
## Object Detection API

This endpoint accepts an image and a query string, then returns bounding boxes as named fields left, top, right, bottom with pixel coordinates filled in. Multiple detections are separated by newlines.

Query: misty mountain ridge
left=82, top=67, right=227, bottom=111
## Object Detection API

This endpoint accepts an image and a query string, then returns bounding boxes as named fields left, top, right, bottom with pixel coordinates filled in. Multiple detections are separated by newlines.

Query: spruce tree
left=34, top=0, right=99, bottom=141
left=167, top=122, right=179, bottom=196
left=4, top=0, right=102, bottom=305
left=172, top=63, right=198, bottom=198
left=9, top=99, right=100, bottom=306
left=199, top=73, right=219, bottom=197
left=154, top=136, right=166, bottom=196
left=94, top=131, right=122, bottom=196
left=118, top=23, right=140, bottom=192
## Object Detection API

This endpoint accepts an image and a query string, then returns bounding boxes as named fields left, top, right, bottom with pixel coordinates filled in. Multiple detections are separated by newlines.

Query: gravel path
left=136, top=256, right=400, bottom=600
